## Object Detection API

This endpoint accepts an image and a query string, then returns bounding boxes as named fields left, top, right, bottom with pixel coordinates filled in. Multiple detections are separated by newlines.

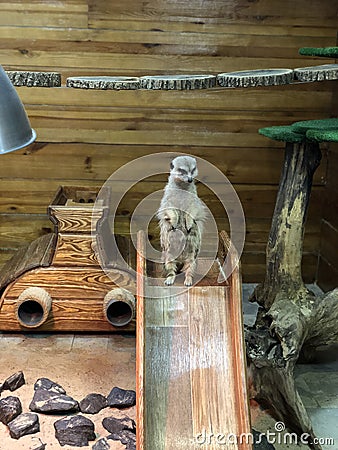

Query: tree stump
left=66, top=76, right=140, bottom=90
left=217, top=69, right=293, bottom=88
left=294, top=64, right=338, bottom=83
left=6, top=71, right=61, bottom=87
left=139, top=74, right=216, bottom=90
left=245, top=118, right=338, bottom=450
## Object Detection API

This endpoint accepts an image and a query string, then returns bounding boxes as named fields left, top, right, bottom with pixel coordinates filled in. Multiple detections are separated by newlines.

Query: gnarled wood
left=247, top=137, right=338, bottom=449
left=252, top=141, right=322, bottom=311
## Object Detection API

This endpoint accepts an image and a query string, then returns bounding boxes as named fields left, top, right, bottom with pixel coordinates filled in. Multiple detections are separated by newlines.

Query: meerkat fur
left=157, top=155, right=206, bottom=286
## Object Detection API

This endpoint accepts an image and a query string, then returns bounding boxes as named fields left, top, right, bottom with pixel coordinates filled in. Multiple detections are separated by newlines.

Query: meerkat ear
left=170, top=161, right=174, bottom=170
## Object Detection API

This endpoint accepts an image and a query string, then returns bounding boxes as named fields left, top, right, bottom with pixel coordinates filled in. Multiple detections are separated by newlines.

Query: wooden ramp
left=136, top=231, right=252, bottom=450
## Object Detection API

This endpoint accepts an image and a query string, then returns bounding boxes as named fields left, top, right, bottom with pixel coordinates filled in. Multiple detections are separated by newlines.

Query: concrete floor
left=243, top=284, right=338, bottom=450
left=0, top=333, right=136, bottom=449
left=0, top=284, right=336, bottom=450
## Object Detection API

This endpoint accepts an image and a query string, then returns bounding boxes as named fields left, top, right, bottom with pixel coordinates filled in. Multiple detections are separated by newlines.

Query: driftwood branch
left=245, top=136, right=338, bottom=450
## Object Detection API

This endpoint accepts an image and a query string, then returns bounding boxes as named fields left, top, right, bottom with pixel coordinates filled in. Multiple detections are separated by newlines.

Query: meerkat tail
left=164, top=261, right=177, bottom=286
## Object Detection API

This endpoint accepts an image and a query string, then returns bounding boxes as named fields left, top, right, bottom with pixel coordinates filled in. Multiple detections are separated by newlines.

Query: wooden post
left=253, top=141, right=322, bottom=310
left=246, top=121, right=338, bottom=449
left=136, top=230, right=146, bottom=450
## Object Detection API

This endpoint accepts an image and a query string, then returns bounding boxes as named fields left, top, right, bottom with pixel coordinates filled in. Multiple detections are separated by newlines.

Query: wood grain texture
left=88, top=0, right=337, bottom=28
left=0, top=143, right=328, bottom=186
left=52, top=233, right=99, bottom=266
left=0, top=298, right=135, bottom=332
left=141, top=283, right=251, bottom=449
left=139, top=233, right=251, bottom=449
left=0, top=233, right=56, bottom=313
left=0, top=0, right=336, bottom=283
left=0, top=267, right=136, bottom=331
left=317, top=135, right=338, bottom=289
left=136, top=230, right=146, bottom=450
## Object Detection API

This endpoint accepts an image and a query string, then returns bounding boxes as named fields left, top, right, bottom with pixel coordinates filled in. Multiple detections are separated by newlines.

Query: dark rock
left=54, top=415, right=96, bottom=447
left=0, top=396, right=22, bottom=424
left=2, top=371, right=25, bottom=392
left=92, top=437, right=111, bottom=449
left=8, top=412, right=40, bottom=439
left=126, top=442, right=136, bottom=450
left=106, top=387, right=136, bottom=408
left=252, top=429, right=276, bottom=449
left=34, top=377, right=66, bottom=394
left=29, top=389, right=79, bottom=413
left=108, top=429, right=136, bottom=449
left=102, top=415, right=136, bottom=434
left=79, top=393, right=107, bottom=414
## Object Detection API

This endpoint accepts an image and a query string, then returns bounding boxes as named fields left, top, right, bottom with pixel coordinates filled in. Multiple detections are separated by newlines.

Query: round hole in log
left=105, top=300, right=133, bottom=327
left=16, top=287, right=52, bottom=328
left=103, top=288, right=135, bottom=327
left=17, top=300, right=44, bottom=326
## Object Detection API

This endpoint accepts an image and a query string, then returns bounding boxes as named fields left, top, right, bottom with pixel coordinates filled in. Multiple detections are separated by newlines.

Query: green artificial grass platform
left=259, top=118, right=338, bottom=143
left=258, top=126, right=304, bottom=143
left=306, top=129, right=338, bottom=142
left=299, top=47, right=338, bottom=58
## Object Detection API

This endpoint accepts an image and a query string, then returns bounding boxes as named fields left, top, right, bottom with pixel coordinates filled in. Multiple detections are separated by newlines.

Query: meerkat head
left=169, top=156, right=198, bottom=184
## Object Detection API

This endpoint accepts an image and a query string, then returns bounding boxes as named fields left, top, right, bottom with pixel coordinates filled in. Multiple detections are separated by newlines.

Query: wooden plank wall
left=0, top=0, right=337, bottom=283
left=317, top=80, right=338, bottom=291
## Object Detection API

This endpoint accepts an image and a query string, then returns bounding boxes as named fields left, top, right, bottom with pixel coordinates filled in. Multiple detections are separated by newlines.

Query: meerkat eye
left=178, top=168, right=187, bottom=175
left=191, top=167, right=196, bottom=174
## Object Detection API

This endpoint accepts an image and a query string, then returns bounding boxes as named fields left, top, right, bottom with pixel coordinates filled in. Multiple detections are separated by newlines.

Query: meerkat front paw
left=165, top=275, right=176, bottom=286
left=184, top=275, right=193, bottom=286
left=185, top=214, right=195, bottom=233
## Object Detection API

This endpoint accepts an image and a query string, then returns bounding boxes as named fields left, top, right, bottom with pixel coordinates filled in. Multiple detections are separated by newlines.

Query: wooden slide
left=136, top=231, right=252, bottom=450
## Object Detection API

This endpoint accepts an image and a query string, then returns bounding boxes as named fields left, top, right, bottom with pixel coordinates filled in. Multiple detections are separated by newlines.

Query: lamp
left=0, top=65, right=36, bottom=154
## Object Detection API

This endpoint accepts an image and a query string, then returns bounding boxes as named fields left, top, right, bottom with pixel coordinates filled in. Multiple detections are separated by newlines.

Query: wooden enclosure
left=0, top=0, right=337, bottom=287
left=0, top=186, right=137, bottom=331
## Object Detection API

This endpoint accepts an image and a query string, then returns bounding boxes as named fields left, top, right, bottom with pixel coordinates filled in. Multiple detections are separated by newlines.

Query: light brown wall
left=0, top=0, right=337, bottom=282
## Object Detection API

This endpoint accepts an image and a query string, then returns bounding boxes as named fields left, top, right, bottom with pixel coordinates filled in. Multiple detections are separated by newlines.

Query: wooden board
left=0, top=266, right=136, bottom=332
left=0, top=0, right=336, bottom=285
left=0, top=233, right=56, bottom=293
left=137, top=233, right=251, bottom=449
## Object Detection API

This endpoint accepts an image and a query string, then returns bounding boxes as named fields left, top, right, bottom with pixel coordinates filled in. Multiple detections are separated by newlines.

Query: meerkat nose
left=188, top=176, right=193, bottom=182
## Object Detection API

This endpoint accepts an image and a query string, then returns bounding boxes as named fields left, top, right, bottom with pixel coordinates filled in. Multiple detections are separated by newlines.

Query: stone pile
left=0, top=371, right=136, bottom=449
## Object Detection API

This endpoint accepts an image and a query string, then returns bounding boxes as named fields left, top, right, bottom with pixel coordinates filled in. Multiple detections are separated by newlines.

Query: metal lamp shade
left=0, top=65, right=36, bottom=154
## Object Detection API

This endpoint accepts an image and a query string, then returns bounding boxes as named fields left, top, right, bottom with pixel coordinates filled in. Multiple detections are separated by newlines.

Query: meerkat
left=157, top=155, right=206, bottom=286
